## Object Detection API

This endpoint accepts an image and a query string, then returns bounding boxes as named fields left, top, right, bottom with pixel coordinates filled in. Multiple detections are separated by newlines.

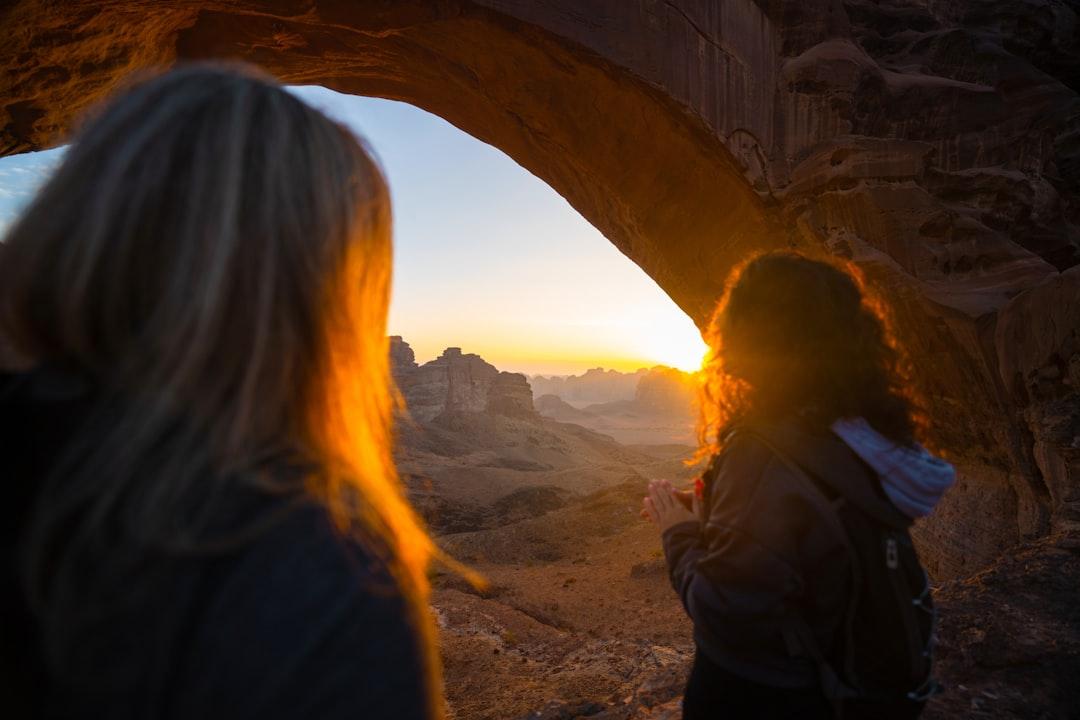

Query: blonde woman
left=0, top=65, right=440, bottom=719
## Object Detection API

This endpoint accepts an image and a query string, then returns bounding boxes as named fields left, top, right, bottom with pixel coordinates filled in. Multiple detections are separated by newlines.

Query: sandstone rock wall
left=1, top=0, right=1077, bottom=575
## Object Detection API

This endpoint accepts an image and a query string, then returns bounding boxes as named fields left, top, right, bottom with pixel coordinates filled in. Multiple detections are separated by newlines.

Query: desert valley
left=391, top=338, right=699, bottom=718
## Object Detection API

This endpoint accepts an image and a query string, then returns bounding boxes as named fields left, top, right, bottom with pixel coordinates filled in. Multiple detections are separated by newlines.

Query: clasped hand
left=642, top=478, right=699, bottom=534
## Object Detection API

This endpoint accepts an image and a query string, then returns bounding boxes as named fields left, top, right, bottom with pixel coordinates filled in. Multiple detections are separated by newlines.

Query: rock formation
left=533, top=367, right=698, bottom=446
left=533, top=394, right=594, bottom=423
left=389, top=339, right=693, bottom=541
left=631, top=367, right=697, bottom=416
left=389, top=334, right=418, bottom=372
left=392, top=339, right=536, bottom=422
left=529, top=368, right=648, bottom=406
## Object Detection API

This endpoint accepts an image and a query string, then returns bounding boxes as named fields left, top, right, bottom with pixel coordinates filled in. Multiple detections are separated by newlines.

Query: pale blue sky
left=0, top=87, right=705, bottom=375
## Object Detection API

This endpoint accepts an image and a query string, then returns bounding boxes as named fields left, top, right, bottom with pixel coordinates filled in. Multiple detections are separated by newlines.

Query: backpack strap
left=735, top=427, right=864, bottom=714
left=697, top=452, right=723, bottom=496
left=782, top=618, right=858, bottom=719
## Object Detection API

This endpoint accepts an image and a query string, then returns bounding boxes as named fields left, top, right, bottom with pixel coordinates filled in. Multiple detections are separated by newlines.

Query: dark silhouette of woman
left=0, top=65, right=441, bottom=719
left=644, top=252, right=954, bottom=719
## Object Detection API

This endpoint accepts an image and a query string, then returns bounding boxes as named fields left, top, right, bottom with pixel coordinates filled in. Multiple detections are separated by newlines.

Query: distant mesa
left=613, top=365, right=697, bottom=415
left=390, top=337, right=535, bottom=423
left=533, top=393, right=594, bottom=422
left=533, top=365, right=699, bottom=446
left=389, top=336, right=698, bottom=445
left=389, top=335, right=418, bottom=372
left=529, top=367, right=648, bottom=405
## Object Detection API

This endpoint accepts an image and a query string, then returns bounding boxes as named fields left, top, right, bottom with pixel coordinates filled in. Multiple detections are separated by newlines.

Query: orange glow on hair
left=695, top=251, right=929, bottom=463
left=302, top=188, right=447, bottom=715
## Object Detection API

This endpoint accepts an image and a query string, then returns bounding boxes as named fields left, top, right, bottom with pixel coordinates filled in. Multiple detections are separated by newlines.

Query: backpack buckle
left=885, top=537, right=899, bottom=569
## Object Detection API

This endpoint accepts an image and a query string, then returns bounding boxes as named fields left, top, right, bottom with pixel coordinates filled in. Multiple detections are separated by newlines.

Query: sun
left=633, top=316, right=710, bottom=373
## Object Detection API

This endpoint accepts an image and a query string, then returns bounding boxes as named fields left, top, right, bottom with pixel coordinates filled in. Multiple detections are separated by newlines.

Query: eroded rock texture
left=1, top=0, right=1078, bottom=576
left=392, top=340, right=536, bottom=422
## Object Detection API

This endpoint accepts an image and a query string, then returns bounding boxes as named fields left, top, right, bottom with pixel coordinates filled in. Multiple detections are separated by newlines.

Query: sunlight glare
left=631, top=314, right=710, bottom=373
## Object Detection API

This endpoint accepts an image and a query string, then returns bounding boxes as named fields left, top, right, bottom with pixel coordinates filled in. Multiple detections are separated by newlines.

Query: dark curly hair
left=697, top=251, right=926, bottom=455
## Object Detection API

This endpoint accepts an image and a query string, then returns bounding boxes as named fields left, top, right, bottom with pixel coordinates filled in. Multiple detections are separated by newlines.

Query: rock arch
left=2, top=0, right=1078, bottom=576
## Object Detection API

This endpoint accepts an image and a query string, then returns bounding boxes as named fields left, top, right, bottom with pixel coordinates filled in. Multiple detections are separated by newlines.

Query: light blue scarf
left=831, top=417, right=955, bottom=519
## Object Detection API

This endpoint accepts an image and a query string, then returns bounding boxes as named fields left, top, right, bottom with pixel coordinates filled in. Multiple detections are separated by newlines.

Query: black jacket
left=661, top=422, right=901, bottom=690
left=1, top=368, right=435, bottom=719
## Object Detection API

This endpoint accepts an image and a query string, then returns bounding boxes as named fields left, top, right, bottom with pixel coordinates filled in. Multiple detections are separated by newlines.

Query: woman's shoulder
left=717, top=418, right=834, bottom=476
left=197, top=497, right=416, bottom=650
left=172, top=498, right=433, bottom=719
left=220, top=498, right=400, bottom=595
left=712, top=426, right=787, bottom=483
left=701, top=430, right=788, bottom=520
left=707, top=420, right=835, bottom=511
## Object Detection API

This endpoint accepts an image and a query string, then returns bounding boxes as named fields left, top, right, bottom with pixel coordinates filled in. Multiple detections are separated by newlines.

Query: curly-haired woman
left=643, top=252, right=955, bottom=719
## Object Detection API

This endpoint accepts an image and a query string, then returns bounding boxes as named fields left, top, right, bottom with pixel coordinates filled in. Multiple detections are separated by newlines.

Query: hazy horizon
left=394, top=336, right=680, bottom=379
left=0, top=86, right=708, bottom=376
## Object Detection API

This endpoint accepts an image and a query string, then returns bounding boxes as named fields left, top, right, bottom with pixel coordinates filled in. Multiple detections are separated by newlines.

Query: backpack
left=737, top=425, right=942, bottom=714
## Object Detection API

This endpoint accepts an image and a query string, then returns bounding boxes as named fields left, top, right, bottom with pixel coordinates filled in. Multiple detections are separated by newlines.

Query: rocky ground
left=925, top=535, right=1080, bottom=720
left=432, top=480, right=694, bottom=720
left=433, top=492, right=1080, bottom=720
